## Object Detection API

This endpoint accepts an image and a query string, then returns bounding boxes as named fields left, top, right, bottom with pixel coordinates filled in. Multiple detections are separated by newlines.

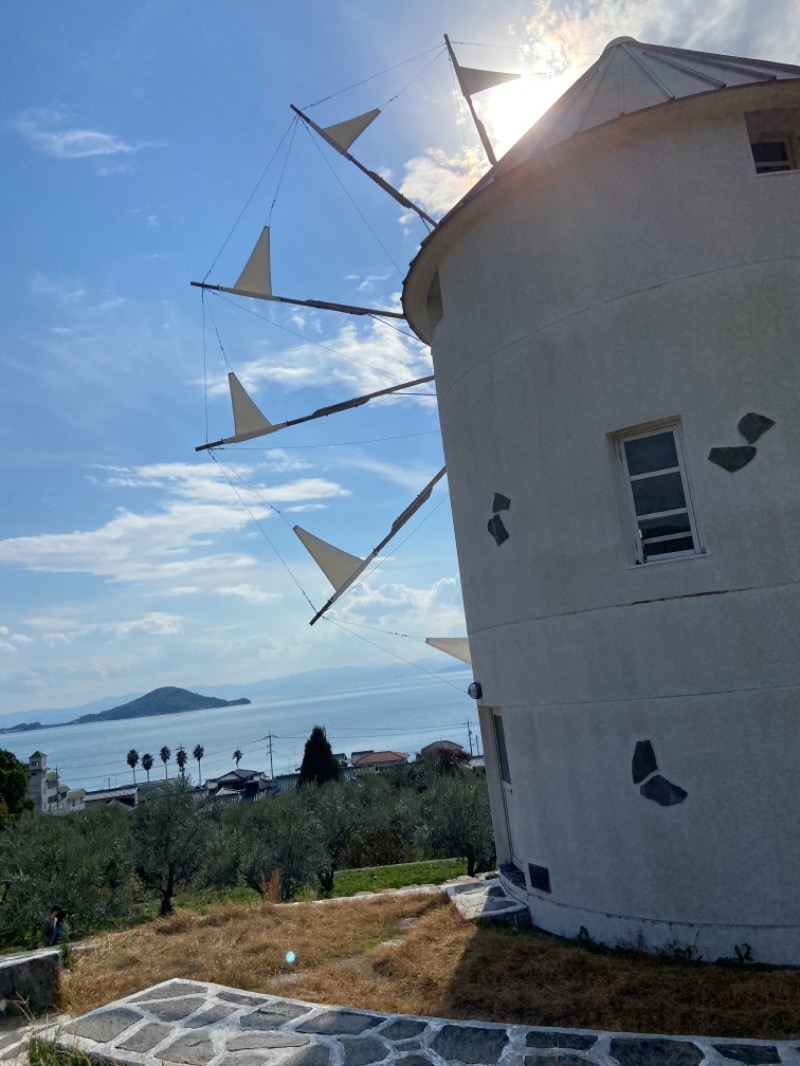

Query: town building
left=350, top=750, right=409, bottom=773
left=403, top=38, right=800, bottom=964
left=204, top=768, right=271, bottom=802
left=27, top=752, right=85, bottom=814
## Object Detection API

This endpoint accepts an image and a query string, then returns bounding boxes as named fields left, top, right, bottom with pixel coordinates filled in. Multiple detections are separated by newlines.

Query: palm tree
left=141, top=753, right=154, bottom=783
left=175, top=745, right=188, bottom=780
left=233, top=748, right=243, bottom=769
left=126, top=749, right=139, bottom=784
left=193, top=744, right=204, bottom=786
left=159, top=746, right=171, bottom=780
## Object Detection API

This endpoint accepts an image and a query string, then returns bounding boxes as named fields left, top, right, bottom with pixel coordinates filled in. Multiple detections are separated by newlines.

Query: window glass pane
left=644, top=535, right=694, bottom=559
left=631, top=471, right=687, bottom=516
left=624, top=432, right=678, bottom=476
left=751, top=141, right=789, bottom=163
left=638, top=513, right=691, bottom=539
left=494, top=716, right=511, bottom=785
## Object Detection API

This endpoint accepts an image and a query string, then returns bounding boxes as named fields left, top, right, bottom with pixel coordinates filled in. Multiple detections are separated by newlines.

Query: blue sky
left=2, top=0, right=797, bottom=714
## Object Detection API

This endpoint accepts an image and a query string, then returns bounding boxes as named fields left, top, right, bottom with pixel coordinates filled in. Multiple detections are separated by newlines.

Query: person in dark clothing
left=40, top=906, right=67, bottom=946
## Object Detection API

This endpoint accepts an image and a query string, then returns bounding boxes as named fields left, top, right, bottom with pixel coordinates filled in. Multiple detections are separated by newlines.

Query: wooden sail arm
left=190, top=281, right=405, bottom=320
left=306, top=464, right=447, bottom=625
left=290, top=104, right=438, bottom=230
left=444, top=34, right=498, bottom=166
left=196, top=374, right=435, bottom=452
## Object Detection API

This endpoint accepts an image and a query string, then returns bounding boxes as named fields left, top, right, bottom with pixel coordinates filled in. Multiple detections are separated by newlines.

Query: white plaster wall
left=408, top=83, right=800, bottom=961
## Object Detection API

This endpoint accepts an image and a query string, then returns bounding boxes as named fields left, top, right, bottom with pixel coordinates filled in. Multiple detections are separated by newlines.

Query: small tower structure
left=403, top=39, right=800, bottom=963
left=27, top=751, right=48, bottom=813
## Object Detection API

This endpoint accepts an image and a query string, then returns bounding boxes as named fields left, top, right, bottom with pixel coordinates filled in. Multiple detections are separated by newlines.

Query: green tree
left=233, top=748, right=243, bottom=769
left=0, top=749, right=34, bottom=829
left=159, top=746, right=171, bottom=780
left=237, top=793, right=324, bottom=901
left=126, top=749, right=139, bottom=784
left=175, top=746, right=188, bottom=780
left=192, top=744, right=204, bottom=786
left=141, top=753, right=154, bottom=783
left=422, top=773, right=495, bottom=877
left=298, top=725, right=342, bottom=786
left=133, top=785, right=204, bottom=915
left=304, top=782, right=358, bottom=894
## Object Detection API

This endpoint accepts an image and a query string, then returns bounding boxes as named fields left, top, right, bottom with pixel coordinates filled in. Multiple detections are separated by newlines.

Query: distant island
left=0, top=687, right=250, bottom=733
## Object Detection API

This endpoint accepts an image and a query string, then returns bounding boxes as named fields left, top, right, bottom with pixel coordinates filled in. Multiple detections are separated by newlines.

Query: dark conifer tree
left=298, top=725, right=342, bottom=786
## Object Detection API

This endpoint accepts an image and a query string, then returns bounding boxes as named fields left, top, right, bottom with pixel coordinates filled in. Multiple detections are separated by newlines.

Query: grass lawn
left=332, top=858, right=467, bottom=895
left=64, top=891, right=800, bottom=1040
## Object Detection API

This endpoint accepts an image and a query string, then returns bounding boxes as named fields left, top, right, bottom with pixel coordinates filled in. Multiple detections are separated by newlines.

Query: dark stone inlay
left=65, top=1008, right=142, bottom=1043
left=737, top=413, right=774, bottom=445
left=640, top=775, right=688, bottom=807
left=340, top=1035, right=390, bottom=1066
left=492, top=493, right=511, bottom=513
left=528, top=864, right=551, bottom=894
left=500, top=863, right=525, bottom=888
left=486, top=886, right=505, bottom=899
left=713, top=1045, right=780, bottom=1065
left=609, top=1037, right=703, bottom=1066
left=218, top=1055, right=272, bottom=1066
left=117, top=1023, right=173, bottom=1052
left=525, top=1031, right=597, bottom=1051
left=185, top=1004, right=237, bottom=1028
left=228, top=1034, right=310, bottom=1051
left=487, top=515, right=509, bottom=546
left=431, top=1024, right=509, bottom=1064
left=161, top=1032, right=215, bottom=1065
left=286, top=1047, right=331, bottom=1066
left=708, top=446, right=757, bottom=472
left=379, top=1020, right=427, bottom=1041
left=395, top=1057, right=433, bottom=1066
left=523, top=1055, right=585, bottom=1065
left=132, top=982, right=208, bottom=1002
left=632, top=740, right=658, bottom=784
left=296, top=1010, right=382, bottom=1036
left=219, top=991, right=269, bottom=1006
left=396, top=1041, right=423, bottom=1051
left=144, top=996, right=207, bottom=1021
left=241, top=1002, right=312, bottom=1029
left=483, top=898, right=517, bottom=912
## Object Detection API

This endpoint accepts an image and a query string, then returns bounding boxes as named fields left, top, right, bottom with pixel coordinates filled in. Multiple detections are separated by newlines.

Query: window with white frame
left=745, top=109, right=800, bottom=175
left=616, top=423, right=701, bottom=563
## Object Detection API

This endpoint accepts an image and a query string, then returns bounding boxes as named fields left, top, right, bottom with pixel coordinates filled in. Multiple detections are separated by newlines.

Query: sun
left=478, top=66, right=586, bottom=159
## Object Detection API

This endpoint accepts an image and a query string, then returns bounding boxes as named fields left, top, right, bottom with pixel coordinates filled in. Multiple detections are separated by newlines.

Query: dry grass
left=64, top=894, right=800, bottom=1040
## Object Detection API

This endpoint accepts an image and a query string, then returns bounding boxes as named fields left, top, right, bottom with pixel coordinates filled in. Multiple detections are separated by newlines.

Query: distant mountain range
left=0, top=687, right=250, bottom=733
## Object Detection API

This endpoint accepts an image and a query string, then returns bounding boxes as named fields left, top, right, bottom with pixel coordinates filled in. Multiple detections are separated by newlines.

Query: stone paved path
left=38, top=978, right=800, bottom=1066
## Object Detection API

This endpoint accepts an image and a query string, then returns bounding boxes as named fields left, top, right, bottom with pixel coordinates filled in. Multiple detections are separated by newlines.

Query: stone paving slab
left=443, top=876, right=528, bottom=923
left=34, top=978, right=800, bottom=1066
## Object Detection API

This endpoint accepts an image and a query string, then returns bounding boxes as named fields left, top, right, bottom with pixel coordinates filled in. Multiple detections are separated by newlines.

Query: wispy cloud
left=14, top=108, right=147, bottom=161
left=400, top=147, right=488, bottom=218
left=214, top=584, right=279, bottom=605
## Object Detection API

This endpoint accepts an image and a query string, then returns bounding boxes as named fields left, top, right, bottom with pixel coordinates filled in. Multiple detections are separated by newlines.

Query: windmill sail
left=321, top=108, right=381, bottom=154
left=197, top=374, right=435, bottom=453
left=297, top=465, right=447, bottom=624
left=444, top=35, right=520, bottom=166
left=425, top=637, right=472, bottom=664
left=234, top=226, right=272, bottom=297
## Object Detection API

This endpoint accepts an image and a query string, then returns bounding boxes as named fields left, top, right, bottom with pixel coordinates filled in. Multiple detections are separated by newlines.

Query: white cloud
left=400, top=147, right=488, bottom=218
left=14, top=108, right=146, bottom=161
left=214, top=584, right=279, bottom=604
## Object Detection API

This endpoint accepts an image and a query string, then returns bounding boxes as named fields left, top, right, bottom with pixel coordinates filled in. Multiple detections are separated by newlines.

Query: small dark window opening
left=745, top=109, right=799, bottom=175
left=493, top=715, right=511, bottom=785
left=426, top=271, right=444, bottom=337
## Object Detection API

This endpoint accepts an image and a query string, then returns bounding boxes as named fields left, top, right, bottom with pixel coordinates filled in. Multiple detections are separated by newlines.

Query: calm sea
left=0, top=669, right=478, bottom=792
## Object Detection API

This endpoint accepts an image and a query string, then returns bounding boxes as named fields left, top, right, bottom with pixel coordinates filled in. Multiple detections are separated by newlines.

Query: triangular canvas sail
left=234, top=227, right=272, bottom=297
left=228, top=373, right=278, bottom=440
left=425, top=637, right=472, bottom=665
left=322, top=108, right=381, bottom=154
left=458, top=66, right=520, bottom=96
left=294, top=527, right=365, bottom=590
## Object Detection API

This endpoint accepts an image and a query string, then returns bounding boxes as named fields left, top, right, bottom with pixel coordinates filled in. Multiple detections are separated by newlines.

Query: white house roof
left=468, top=38, right=800, bottom=198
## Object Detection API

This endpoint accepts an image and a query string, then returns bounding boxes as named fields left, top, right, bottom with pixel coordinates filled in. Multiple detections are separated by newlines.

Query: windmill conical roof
left=469, top=37, right=800, bottom=196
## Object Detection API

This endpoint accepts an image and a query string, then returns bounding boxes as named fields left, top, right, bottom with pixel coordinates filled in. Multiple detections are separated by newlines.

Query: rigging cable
left=304, top=45, right=444, bottom=109
left=302, top=121, right=406, bottom=272
left=232, top=429, right=441, bottom=451
left=376, top=47, right=448, bottom=110
left=209, top=289, right=432, bottom=385
left=203, top=117, right=299, bottom=282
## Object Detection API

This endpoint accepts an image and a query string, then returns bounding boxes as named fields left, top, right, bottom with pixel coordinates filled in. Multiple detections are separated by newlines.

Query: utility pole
left=266, top=733, right=275, bottom=780
left=466, top=721, right=474, bottom=756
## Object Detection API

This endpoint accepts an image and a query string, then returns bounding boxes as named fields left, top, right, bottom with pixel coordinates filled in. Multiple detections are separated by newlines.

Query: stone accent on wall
left=708, top=446, right=757, bottom=472
left=491, top=493, right=511, bottom=513
left=631, top=741, right=658, bottom=784
left=737, top=413, right=774, bottom=445
left=487, top=515, right=509, bottom=545
left=640, top=775, right=689, bottom=807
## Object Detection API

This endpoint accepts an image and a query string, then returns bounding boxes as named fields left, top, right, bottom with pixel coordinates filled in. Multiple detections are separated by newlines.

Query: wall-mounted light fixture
left=468, top=681, right=482, bottom=700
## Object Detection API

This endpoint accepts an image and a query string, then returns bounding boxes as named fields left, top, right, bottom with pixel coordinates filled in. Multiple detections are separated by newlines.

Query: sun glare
left=479, top=65, right=586, bottom=158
